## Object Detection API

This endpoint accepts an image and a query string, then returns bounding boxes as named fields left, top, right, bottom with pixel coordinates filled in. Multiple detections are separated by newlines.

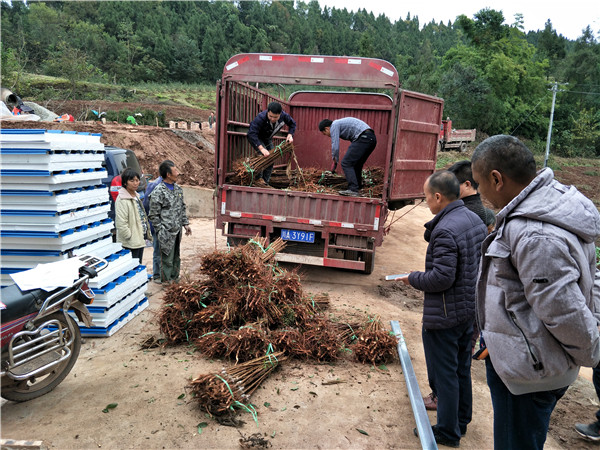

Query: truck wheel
left=227, top=237, right=246, bottom=248
left=460, top=142, right=468, bottom=152
left=363, top=251, right=375, bottom=275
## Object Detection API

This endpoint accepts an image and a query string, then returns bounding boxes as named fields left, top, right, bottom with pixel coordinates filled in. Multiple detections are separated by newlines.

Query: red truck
left=214, top=53, right=443, bottom=274
left=438, top=118, right=476, bottom=152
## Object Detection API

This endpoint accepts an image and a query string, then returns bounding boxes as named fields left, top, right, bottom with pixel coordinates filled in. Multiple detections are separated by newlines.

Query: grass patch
left=15, top=73, right=216, bottom=110
left=436, top=151, right=470, bottom=170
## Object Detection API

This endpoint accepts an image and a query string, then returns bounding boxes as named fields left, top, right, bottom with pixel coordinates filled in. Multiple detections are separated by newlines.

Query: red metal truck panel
left=450, top=129, right=476, bottom=141
left=221, top=186, right=381, bottom=231
left=389, top=90, right=443, bottom=200
left=222, top=54, right=399, bottom=89
left=288, top=91, right=393, bottom=170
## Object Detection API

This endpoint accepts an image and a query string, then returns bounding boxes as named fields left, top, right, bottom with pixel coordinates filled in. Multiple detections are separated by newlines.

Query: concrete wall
left=182, top=186, right=217, bottom=218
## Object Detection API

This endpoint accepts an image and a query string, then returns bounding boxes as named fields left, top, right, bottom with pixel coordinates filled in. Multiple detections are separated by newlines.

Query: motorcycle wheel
left=1, top=312, right=82, bottom=402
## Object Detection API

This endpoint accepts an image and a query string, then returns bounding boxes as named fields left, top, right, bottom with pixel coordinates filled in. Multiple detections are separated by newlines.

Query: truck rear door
left=388, top=90, right=443, bottom=203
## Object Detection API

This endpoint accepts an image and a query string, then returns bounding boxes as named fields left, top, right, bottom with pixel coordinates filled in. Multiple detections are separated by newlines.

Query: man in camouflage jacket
left=148, top=160, right=191, bottom=282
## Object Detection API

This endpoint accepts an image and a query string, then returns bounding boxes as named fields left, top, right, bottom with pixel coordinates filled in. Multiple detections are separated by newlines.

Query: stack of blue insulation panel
left=0, top=128, right=149, bottom=337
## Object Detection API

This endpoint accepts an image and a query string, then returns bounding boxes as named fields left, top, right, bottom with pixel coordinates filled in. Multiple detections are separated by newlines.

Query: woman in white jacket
left=115, top=168, right=151, bottom=262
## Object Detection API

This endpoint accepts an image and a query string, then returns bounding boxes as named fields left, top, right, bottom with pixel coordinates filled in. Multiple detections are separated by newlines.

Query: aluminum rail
left=390, top=320, right=437, bottom=450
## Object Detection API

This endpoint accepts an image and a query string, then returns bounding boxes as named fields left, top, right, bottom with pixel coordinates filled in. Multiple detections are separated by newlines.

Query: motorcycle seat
left=0, top=284, right=51, bottom=325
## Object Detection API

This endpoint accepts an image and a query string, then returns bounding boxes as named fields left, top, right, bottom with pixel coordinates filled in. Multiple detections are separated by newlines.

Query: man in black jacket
left=397, top=170, right=487, bottom=448
left=448, top=160, right=496, bottom=233
left=247, top=101, right=296, bottom=184
left=422, top=161, right=496, bottom=412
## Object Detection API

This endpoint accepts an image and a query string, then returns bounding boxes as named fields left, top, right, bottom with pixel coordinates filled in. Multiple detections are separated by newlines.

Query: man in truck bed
left=247, top=101, right=296, bottom=184
left=319, top=117, right=377, bottom=196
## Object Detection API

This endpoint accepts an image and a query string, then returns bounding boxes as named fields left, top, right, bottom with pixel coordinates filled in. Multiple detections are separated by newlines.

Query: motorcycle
left=1, top=255, right=106, bottom=402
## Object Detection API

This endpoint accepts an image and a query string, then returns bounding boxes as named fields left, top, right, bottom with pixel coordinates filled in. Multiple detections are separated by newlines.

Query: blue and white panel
left=78, top=281, right=148, bottom=328
left=0, top=185, right=109, bottom=212
left=0, top=167, right=108, bottom=191
left=1, top=203, right=110, bottom=231
left=1, top=127, right=151, bottom=337
left=0, top=219, right=114, bottom=252
left=76, top=298, right=149, bottom=337
left=91, top=265, right=149, bottom=308
left=0, top=129, right=104, bottom=151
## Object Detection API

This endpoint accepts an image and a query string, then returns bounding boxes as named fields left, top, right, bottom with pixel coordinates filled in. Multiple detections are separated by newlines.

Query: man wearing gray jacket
left=471, top=135, right=600, bottom=450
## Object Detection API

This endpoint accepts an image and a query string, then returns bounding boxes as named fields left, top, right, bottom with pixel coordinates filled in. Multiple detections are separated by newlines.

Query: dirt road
left=3, top=206, right=596, bottom=449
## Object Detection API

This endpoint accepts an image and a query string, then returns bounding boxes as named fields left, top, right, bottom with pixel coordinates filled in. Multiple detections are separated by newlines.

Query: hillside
left=1, top=102, right=215, bottom=187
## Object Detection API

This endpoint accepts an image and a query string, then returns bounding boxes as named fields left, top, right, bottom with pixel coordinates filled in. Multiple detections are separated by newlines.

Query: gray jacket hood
left=497, top=167, right=600, bottom=244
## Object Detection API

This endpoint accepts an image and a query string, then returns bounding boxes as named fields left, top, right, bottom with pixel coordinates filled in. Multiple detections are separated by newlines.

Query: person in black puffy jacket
left=397, top=170, right=487, bottom=448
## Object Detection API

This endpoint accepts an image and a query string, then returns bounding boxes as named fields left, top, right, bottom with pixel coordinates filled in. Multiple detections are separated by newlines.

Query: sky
left=317, top=0, right=599, bottom=41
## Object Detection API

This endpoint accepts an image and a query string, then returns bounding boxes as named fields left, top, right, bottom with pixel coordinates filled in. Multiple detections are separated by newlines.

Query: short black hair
left=159, top=160, right=175, bottom=179
left=267, top=102, right=282, bottom=114
left=427, top=170, right=460, bottom=201
left=121, top=167, right=140, bottom=188
left=447, top=160, right=478, bottom=189
left=472, top=135, right=536, bottom=185
left=318, top=119, right=333, bottom=132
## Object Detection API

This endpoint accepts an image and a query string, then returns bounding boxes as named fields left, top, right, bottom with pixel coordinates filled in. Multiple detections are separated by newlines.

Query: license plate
left=281, top=229, right=315, bottom=243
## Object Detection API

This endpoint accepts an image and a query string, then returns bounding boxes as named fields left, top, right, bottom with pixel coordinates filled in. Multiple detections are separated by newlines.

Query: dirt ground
left=2, top=102, right=600, bottom=449
left=1, top=211, right=598, bottom=450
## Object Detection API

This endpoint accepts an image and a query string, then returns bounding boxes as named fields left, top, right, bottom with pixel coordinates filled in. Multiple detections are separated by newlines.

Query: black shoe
left=339, top=189, right=360, bottom=197
left=575, top=422, right=600, bottom=441
left=414, top=426, right=460, bottom=448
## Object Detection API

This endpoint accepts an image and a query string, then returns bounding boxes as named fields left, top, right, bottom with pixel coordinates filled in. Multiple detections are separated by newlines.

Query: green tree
left=537, top=20, right=566, bottom=61
left=358, top=32, right=376, bottom=57
left=43, top=42, right=100, bottom=93
left=117, top=20, right=143, bottom=81
left=0, top=43, right=22, bottom=88
left=401, top=40, right=440, bottom=95
left=456, top=8, right=509, bottom=47
left=438, top=62, right=498, bottom=130
left=443, top=10, right=549, bottom=135
left=570, top=108, right=600, bottom=156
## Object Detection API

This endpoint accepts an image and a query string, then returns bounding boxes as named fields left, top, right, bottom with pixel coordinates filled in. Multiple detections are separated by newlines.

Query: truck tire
left=363, top=251, right=375, bottom=275
left=227, top=236, right=246, bottom=248
left=460, top=142, right=468, bottom=152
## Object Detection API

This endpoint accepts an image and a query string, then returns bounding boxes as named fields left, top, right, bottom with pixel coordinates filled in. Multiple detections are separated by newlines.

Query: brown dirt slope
left=45, top=99, right=210, bottom=123
left=0, top=119, right=215, bottom=187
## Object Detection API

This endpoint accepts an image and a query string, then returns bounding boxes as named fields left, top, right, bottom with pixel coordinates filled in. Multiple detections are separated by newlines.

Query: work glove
left=330, top=161, right=337, bottom=173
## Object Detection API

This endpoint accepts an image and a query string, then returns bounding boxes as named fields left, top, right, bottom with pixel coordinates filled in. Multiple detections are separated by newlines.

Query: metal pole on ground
left=391, top=320, right=437, bottom=450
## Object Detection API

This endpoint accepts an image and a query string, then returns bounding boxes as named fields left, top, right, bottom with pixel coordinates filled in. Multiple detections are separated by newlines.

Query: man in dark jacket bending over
left=398, top=170, right=487, bottom=448
left=247, top=101, right=296, bottom=184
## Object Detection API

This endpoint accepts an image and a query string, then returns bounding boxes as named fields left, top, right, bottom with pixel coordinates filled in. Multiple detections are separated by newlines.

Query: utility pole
left=543, top=82, right=558, bottom=168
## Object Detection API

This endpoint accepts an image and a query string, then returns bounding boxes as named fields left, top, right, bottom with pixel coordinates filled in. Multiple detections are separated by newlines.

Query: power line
left=510, top=93, right=549, bottom=135
left=563, top=90, right=600, bottom=95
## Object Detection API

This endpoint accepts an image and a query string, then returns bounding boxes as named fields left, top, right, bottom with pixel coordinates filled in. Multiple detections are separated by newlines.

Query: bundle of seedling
left=352, top=315, right=398, bottom=365
left=254, top=165, right=385, bottom=198
left=228, top=141, right=296, bottom=186
left=189, top=352, right=287, bottom=417
left=157, top=236, right=397, bottom=418
left=225, top=140, right=385, bottom=197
